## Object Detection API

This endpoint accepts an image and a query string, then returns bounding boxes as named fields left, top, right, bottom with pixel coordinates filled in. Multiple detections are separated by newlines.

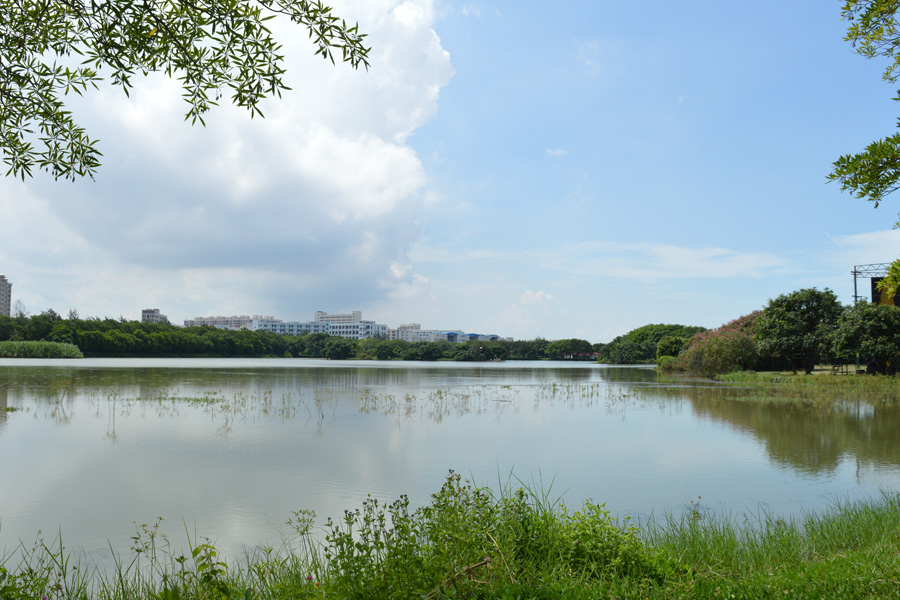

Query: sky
left=3, top=0, right=900, bottom=343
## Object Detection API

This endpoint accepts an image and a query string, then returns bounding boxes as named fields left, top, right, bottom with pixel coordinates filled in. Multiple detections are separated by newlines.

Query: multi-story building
left=184, top=310, right=502, bottom=342
left=314, top=310, right=363, bottom=324
left=141, top=308, right=169, bottom=324
left=184, top=315, right=277, bottom=329
left=0, top=275, right=10, bottom=317
left=248, top=319, right=329, bottom=336
left=387, top=323, right=498, bottom=343
left=247, top=312, right=387, bottom=340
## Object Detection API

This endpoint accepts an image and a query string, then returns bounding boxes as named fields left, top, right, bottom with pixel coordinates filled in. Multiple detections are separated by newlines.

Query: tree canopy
left=830, top=1, right=900, bottom=210
left=829, top=1, right=900, bottom=295
left=598, top=323, right=706, bottom=365
left=754, top=288, right=842, bottom=375
left=1, top=0, right=369, bottom=180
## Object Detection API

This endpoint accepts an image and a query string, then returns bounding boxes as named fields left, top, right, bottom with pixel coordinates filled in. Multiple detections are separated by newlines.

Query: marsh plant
left=2, top=475, right=900, bottom=599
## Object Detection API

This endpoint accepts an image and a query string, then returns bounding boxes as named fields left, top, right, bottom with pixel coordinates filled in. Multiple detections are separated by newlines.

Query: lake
left=1, top=358, right=898, bottom=568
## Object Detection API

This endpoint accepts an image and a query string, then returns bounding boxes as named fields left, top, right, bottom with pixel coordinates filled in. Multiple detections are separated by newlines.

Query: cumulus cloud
left=494, top=289, right=564, bottom=339
left=1, top=0, right=454, bottom=322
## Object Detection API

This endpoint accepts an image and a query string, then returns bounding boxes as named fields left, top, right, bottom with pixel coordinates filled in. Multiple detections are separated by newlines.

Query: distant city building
left=247, top=318, right=329, bottom=336
left=0, top=275, right=10, bottom=317
left=386, top=322, right=506, bottom=343
left=141, top=308, right=169, bottom=324
left=248, top=311, right=387, bottom=340
left=314, top=310, right=363, bottom=324
left=184, top=315, right=277, bottom=329
left=183, top=310, right=506, bottom=342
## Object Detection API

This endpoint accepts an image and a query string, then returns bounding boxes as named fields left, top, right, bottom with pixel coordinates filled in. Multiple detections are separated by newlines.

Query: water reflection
left=2, top=362, right=900, bottom=479
left=683, top=388, right=900, bottom=475
left=1, top=359, right=899, bottom=569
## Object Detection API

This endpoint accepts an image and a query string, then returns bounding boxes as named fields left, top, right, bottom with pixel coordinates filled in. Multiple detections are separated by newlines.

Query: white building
left=247, top=319, right=329, bottom=336
left=0, top=275, right=10, bottom=317
left=239, top=311, right=387, bottom=340
left=141, top=308, right=169, bottom=324
left=185, top=315, right=277, bottom=329
left=314, top=310, right=363, bottom=324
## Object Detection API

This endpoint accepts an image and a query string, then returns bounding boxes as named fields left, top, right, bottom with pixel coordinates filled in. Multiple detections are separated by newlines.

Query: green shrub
left=322, top=472, right=674, bottom=599
left=675, top=313, right=762, bottom=378
left=0, top=341, right=83, bottom=358
left=656, top=355, right=678, bottom=370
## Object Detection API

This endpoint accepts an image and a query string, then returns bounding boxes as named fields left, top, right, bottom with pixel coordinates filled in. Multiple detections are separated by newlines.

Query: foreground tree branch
left=0, top=0, right=369, bottom=180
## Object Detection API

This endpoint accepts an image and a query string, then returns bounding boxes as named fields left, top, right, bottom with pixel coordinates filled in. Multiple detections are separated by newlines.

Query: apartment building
left=184, top=315, right=277, bottom=329
left=248, top=315, right=387, bottom=340
left=0, top=275, right=10, bottom=317
left=185, top=310, right=501, bottom=342
left=141, top=308, right=169, bottom=324
left=314, top=310, right=363, bottom=323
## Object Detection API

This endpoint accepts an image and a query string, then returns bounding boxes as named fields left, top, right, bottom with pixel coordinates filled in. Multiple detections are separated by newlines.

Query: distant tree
left=755, top=288, right=843, bottom=374
left=656, top=336, right=686, bottom=361
left=13, top=300, right=28, bottom=319
left=322, top=337, right=357, bottom=360
left=546, top=338, right=593, bottom=360
left=676, top=313, right=763, bottom=378
left=600, top=324, right=705, bottom=364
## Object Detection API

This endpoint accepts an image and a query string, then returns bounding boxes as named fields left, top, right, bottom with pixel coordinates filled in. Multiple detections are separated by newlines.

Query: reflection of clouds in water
left=0, top=387, right=8, bottom=434
left=3, top=362, right=900, bottom=572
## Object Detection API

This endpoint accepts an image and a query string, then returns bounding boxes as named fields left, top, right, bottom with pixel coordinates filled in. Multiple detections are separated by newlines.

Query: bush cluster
left=0, top=341, right=83, bottom=358
left=652, top=287, right=900, bottom=378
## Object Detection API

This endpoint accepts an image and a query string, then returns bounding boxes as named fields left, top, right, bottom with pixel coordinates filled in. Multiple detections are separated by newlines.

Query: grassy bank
left=711, top=370, right=900, bottom=404
left=0, top=341, right=83, bottom=358
left=2, top=473, right=899, bottom=599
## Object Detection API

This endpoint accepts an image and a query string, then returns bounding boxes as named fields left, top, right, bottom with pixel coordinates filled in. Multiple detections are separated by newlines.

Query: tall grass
left=1, top=476, right=899, bottom=599
left=0, top=341, right=83, bottom=358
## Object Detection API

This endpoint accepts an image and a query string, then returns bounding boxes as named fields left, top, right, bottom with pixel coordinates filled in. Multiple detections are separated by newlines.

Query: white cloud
left=462, top=5, right=481, bottom=17
left=494, top=289, right=564, bottom=339
left=545, top=148, right=567, bottom=157
left=2, top=0, right=453, bottom=323
left=831, top=230, right=900, bottom=266
left=412, top=239, right=787, bottom=281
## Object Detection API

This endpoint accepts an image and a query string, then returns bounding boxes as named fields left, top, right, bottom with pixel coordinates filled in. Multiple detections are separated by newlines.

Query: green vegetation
left=0, top=312, right=593, bottom=361
left=598, top=324, right=706, bottom=365
left=1, top=473, right=899, bottom=599
left=647, top=287, right=900, bottom=378
left=754, top=288, right=842, bottom=374
left=0, top=340, right=83, bottom=358
left=716, top=370, right=900, bottom=403
left=829, top=1, right=900, bottom=298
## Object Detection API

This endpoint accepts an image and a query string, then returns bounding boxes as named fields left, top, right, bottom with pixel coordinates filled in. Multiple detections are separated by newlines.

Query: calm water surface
left=1, top=358, right=898, bottom=566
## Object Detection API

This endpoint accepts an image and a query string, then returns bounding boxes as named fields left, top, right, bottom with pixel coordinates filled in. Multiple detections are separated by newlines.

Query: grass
left=2, top=474, right=899, bottom=599
left=0, top=341, right=84, bottom=359
left=659, top=370, right=900, bottom=406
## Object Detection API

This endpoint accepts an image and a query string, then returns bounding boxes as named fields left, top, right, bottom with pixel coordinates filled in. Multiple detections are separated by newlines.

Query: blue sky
left=2, top=0, right=900, bottom=342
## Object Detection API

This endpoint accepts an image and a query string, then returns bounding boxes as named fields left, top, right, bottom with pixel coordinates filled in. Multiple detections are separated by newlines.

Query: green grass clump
left=321, top=472, right=674, bottom=599
left=711, top=370, right=900, bottom=404
left=1, top=477, right=899, bottom=599
left=0, top=341, right=83, bottom=358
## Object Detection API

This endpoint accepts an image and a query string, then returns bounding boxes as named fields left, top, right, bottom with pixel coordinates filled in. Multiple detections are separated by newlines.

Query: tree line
left=0, top=311, right=596, bottom=362
left=654, top=288, right=900, bottom=378
left=596, top=323, right=707, bottom=365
